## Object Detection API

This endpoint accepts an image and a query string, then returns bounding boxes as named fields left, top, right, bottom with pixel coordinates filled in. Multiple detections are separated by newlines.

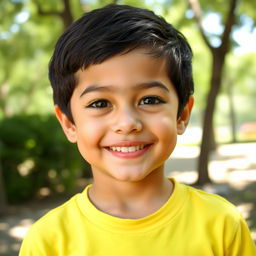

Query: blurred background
left=0, top=0, right=256, bottom=255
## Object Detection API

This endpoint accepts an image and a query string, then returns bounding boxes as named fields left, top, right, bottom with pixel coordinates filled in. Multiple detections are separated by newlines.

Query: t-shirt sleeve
left=19, top=231, right=42, bottom=256
left=226, top=216, right=256, bottom=255
left=19, top=225, right=55, bottom=256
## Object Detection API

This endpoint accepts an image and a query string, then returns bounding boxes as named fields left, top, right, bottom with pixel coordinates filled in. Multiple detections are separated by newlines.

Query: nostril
left=112, top=116, right=143, bottom=134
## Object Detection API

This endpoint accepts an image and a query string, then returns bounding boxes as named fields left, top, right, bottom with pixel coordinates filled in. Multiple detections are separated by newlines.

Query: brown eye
left=87, top=99, right=111, bottom=108
left=140, top=96, right=165, bottom=105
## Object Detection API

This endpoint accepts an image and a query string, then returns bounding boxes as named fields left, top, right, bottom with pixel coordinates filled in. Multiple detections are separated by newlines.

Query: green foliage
left=0, top=114, right=91, bottom=203
left=0, top=0, right=63, bottom=118
left=225, top=53, right=256, bottom=95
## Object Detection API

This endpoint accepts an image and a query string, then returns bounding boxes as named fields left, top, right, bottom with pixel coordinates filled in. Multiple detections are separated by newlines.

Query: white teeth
left=110, top=145, right=145, bottom=153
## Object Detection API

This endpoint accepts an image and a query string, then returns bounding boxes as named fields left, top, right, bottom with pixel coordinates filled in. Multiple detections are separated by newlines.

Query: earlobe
left=54, top=105, right=77, bottom=143
left=177, top=96, right=194, bottom=135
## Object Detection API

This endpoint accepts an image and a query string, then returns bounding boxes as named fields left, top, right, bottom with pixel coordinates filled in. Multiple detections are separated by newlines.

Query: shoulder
left=172, top=181, right=256, bottom=254
left=25, top=193, right=81, bottom=240
left=38, top=194, right=79, bottom=224
left=186, top=183, right=238, bottom=210
left=20, top=193, right=83, bottom=254
left=178, top=182, right=244, bottom=245
left=178, top=182, right=242, bottom=224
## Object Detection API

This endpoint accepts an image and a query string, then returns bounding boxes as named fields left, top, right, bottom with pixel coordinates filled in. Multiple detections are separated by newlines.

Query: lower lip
left=105, top=145, right=152, bottom=159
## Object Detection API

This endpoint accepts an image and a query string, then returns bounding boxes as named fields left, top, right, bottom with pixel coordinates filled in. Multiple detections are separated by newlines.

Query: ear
left=177, top=96, right=194, bottom=135
left=54, top=105, right=77, bottom=143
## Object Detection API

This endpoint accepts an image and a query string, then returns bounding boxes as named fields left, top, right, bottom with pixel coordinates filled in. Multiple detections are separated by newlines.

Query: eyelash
left=86, top=96, right=165, bottom=109
left=139, top=96, right=165, bottom=105
left=86, top=99, right=111, bottom=109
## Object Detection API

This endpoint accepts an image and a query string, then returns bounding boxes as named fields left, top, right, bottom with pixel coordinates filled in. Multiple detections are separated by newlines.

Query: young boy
left=19, top=4, right=256, bottom=255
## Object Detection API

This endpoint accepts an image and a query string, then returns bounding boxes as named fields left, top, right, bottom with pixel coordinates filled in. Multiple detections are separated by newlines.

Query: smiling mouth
left=109, top=145, right=146, bottom=153
left=105, top=143, right=152, bottom=159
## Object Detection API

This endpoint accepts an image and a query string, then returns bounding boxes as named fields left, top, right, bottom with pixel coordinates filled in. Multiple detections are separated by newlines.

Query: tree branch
left=220, top=0, right=238, bottom=53
left=187, top=0, right=213, bottom=51
left=33, top=0, right=74, bottom=29
left=34, top=0, right=62, bottom=17
left=60, top=0, right=74, bottom=28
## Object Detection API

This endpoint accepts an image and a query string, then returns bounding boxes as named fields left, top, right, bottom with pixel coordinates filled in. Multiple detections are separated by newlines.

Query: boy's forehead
left=75, top=48, right=169, bottom=82
left=72, top=49, right=177, bottom=99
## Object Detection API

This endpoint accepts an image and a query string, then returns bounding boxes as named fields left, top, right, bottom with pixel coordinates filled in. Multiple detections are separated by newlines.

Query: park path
left=0, top=143, right=256, bottom=255
left=166, top=142, right=256, bottom=189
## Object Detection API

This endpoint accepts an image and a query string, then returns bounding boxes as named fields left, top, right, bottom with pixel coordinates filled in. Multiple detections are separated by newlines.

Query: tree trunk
left=227, top=80, right=237, bottom=143
left=0, top=156, right=7, bottom=216
left=61, top=0, right=74, bottom=29
left=0, top=81, right=12, bottom=117
left=196, top=50, right=225, bottom=185
left=35, top=0, right=75, bottom=30
left=188, top=0, right=238, bottom=185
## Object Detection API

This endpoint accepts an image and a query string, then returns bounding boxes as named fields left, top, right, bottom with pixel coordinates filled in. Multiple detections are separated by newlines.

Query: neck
left=88, top=167, right=173, bottom=219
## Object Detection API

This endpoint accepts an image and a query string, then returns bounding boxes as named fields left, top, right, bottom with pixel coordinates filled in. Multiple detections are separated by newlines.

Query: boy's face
left=56, top=48, right=193, bottom=182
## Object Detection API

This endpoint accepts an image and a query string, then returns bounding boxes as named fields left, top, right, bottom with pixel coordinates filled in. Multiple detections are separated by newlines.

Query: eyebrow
left=79, top=81, right=170, bottom=98
left=136, top=81, right=170, bottom=92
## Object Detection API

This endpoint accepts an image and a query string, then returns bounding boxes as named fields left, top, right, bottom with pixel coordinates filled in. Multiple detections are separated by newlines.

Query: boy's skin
left=55, top=47, right=194, bottom=219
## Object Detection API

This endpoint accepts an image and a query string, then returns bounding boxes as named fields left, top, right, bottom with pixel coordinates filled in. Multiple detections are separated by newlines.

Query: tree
left=0, top=151, right=7, bottom=215
left=224, top=52, right=256, bottom=135
left=0, top=0, right=72, bottom=214
left=34, top=0, right=75, bottom=29
left=188, top=0, right=241, bottom=185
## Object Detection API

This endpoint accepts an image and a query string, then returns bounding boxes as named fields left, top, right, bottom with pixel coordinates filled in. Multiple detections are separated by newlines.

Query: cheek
left=150, top=114, right=177, bottom=136
left=75, top=120, right=104, bottom=151
left=151, top=115, right=178, bottom=150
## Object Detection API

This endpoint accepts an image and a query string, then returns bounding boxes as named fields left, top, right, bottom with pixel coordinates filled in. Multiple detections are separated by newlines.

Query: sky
left=202, top=12, right=256, bottom=55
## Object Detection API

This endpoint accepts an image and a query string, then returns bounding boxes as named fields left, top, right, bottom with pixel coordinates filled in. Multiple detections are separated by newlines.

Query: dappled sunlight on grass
left=9, top=219, right=33, bottom=240
left=171, top=145, right=200, bottom=158
left=237, top=203, right=253, bottom=220
left=169, top=170, right=197, bottom=184
left=167, top=143, right=256, bottom=187
left=0, top=206, right=55, bottom=255
left=209, top=144, right=256, bottom=188
left=0, top=218, right=33, bottom=255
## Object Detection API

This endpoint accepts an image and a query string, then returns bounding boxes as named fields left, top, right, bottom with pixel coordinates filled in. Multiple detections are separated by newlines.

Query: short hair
left=49, top=4, right=194, bottom=122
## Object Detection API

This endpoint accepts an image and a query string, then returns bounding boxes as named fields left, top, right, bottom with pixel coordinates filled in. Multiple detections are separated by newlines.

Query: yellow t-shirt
left=19, top=179, right=256, bottom=255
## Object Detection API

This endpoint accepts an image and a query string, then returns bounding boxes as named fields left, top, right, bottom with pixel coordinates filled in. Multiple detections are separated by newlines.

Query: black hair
left=49, top=4, right=194, bottom=122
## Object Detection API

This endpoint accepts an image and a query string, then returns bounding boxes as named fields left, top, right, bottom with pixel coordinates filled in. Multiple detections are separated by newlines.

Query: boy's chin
left=107, top=171, right=148, bottom=183
left=103, top=167, right=162, bottom=183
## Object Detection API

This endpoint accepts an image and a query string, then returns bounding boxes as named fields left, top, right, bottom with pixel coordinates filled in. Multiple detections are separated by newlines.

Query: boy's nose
left=111, top=108, right=143, bottom=134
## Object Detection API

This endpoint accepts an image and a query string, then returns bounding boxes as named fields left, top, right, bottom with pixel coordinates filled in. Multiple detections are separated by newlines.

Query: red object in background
left=239, top=122, right=256, bottom=140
